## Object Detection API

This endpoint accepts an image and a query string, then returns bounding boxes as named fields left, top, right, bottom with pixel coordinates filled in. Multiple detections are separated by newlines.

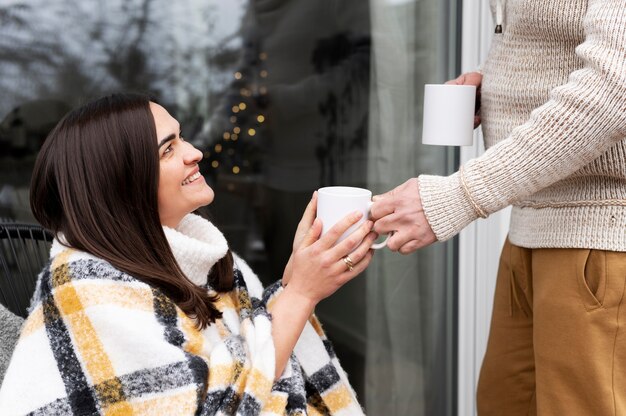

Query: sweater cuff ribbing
left=418, top=173, right=481, bottom=241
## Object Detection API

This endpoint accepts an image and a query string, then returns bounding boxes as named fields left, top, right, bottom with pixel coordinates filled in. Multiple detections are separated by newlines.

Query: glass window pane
left=0, top=1, right=459, bottom=414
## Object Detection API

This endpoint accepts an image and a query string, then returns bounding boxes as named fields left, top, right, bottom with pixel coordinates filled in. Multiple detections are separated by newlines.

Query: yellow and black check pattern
left=0, top=248, right=363, bottom=415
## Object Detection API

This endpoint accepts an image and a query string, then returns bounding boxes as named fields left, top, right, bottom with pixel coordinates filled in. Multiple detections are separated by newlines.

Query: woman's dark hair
left=30, top=93, right=233, bottom=329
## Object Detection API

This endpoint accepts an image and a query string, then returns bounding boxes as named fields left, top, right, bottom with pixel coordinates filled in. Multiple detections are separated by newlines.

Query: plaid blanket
left=0, top=222, right=362, bottom=415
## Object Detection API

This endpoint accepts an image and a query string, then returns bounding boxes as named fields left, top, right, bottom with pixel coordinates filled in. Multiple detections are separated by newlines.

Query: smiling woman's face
left=151, top=102, right=214, bottom=228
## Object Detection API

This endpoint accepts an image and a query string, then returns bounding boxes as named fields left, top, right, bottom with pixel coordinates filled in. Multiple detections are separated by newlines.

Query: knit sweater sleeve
left=419, top=0, right=626, bottom=241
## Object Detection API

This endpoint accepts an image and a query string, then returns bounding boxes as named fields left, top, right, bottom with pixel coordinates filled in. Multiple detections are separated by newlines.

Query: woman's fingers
left=299, top=192, right=317, bottom=228
left=331, top=231, right=377, bottom=275
left=299, top=217, right=323, bottom=249
left=332, top=220, right=374, bottom=256
left=293, top=192, right=318, bottom=250
left=337, top=249, right=374, bottom=284
left=318, top=211, right=364, bottom=248
left=290, top=223, right=377, bottom=304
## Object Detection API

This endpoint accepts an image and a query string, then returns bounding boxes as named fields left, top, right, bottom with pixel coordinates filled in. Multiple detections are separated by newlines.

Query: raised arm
left=419, top=0, right=626, bottom=241
left=271, top=193, right=376, bottom=378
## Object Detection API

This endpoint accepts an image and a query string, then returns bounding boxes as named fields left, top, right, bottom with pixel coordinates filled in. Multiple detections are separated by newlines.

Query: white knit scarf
left=51, top=213, right=228, bottom=288
left=162, top=213, right=229, bottom=286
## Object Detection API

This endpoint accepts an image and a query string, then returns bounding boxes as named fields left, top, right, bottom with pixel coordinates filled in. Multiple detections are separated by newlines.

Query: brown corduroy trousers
left=477, top=239, right=626, bottom=416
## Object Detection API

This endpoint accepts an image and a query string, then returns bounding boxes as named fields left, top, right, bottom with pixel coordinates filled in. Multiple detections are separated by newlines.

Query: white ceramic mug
left=421, top=84, right=476, bottom=146
left=317, top=186, right=389, bottom=250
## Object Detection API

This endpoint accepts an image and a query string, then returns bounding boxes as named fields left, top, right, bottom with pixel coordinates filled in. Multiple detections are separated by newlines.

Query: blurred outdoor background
left=0, top=0, right=460, bottom=414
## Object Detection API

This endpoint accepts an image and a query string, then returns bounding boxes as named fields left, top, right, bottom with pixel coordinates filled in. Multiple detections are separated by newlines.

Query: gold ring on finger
left=343, top=255, right=355, bottom=272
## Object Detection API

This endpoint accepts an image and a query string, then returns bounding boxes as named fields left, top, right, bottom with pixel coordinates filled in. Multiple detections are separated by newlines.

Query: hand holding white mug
left=446, top=71, right=482, bottom=128
left=282, top=190, right=377, bottom=286
left=275, top=193, right=377, bottom=378
left=422, top=84, right=477, bottom=146
left=317, top=186, right=391, bottom=250
left=286, top=202, right=377, bottom=300
left=370, top=178, right=437, bottom=254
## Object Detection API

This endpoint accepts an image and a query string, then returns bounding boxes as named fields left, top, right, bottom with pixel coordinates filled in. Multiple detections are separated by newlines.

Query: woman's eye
left=163, top=145, right=173, bottom=155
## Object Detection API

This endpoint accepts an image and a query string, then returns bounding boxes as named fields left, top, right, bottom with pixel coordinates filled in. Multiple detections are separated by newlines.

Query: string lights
left=207, top=51, right=269, bottom=176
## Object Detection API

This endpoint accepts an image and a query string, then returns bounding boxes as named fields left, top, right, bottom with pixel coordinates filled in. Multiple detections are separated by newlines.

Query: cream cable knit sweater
left=419, top=0, right=626, bottom=251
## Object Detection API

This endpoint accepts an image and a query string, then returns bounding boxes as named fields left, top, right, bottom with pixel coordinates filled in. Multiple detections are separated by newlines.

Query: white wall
left=457, top=1, right=511, bottom=415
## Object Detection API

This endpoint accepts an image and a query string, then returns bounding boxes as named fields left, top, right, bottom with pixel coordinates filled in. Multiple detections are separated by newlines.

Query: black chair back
left=0, top=222, right=52, bottom=318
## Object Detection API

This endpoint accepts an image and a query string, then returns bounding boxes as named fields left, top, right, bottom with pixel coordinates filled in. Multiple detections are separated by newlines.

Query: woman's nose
left=183, top=142, right=203, bottom=164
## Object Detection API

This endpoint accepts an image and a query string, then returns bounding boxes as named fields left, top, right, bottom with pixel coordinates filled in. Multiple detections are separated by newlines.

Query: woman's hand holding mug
left=284, top=197, right=377, bottom=302
left=282, top=190, right=378, bottom=292
left=316, top=186, right=391, bottom=249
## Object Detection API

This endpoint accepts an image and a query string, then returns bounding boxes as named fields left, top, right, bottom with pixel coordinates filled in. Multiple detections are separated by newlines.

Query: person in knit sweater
left=371, top=0, right=625, bottom=415
left=0, top=93, right=375, bottom=415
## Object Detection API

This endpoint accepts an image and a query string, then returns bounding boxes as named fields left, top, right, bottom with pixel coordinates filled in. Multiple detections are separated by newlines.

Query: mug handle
left=367, top=201, right=392, bottom=250
left=370, top=234, right=390, bottom=250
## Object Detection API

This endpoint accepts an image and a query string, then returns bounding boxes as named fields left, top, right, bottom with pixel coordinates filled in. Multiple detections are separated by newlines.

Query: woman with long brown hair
left=0, top=93, right=376, bottom=415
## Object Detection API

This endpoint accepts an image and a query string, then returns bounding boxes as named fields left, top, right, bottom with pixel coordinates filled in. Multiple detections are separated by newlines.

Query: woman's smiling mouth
left=182, top=171, right=202, bottom=186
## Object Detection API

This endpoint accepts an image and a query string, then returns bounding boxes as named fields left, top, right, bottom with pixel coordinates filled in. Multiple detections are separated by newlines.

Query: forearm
left=269, top=285, right=316, bottom=379
left=420, top=1, right=626, bottom=240
left=281, top=255, right=293, bottom=286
